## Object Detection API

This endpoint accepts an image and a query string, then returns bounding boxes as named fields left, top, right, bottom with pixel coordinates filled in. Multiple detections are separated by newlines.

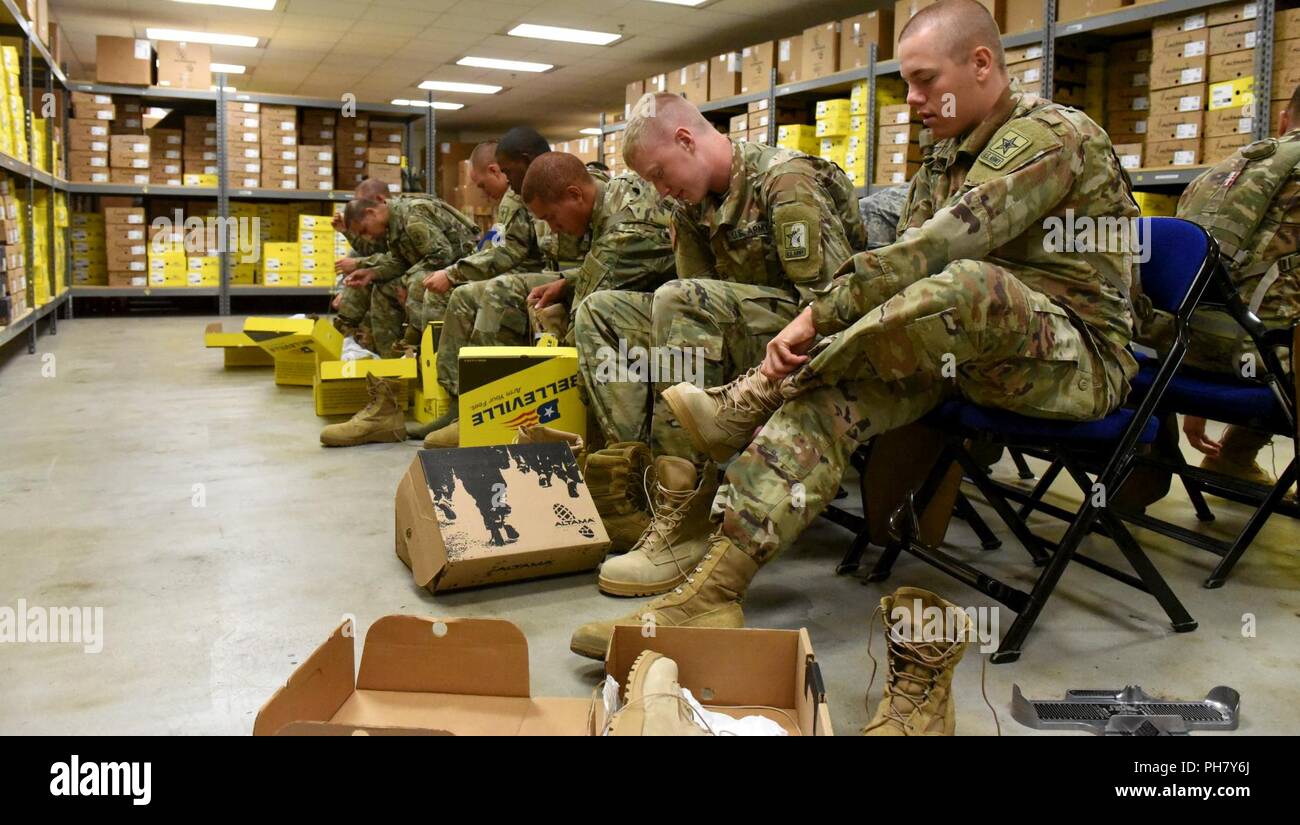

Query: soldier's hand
left=424, top=270, right=453, bottom=294
left=1183, top=416, right=1222, bottom=457
left=345, top=268, right=376, bottom=288
left=336, top=257, right=360, bottom=275
left=396, top=285, right=408, bottom=304
left=331, top=213, right=346, bottom=233
left=762, top=307, right=817, bottom=380
left=527, top=279, right=569, bottom=309
left=330, top=292, right=343, bottom=311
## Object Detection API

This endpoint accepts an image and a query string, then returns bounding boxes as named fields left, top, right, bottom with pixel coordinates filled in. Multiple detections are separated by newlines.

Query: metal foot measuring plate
left=1012, top=685, right=1240, bottom=735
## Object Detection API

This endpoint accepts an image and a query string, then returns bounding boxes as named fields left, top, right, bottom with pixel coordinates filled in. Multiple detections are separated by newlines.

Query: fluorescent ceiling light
left=579, top=127, right=602, bottom=135
left=392, top=99, right=465, bottom=111
left=172, top=0, right=277, bottom=9
left=508, top=23, right=621, bottom=46
left=172, top=0, right=276, bottom=10
left=209, top=63, right=246, bottom=74
left=418, top=80, right=502, bottom=94
left=146, top=28, right=259, bottom=47
left=457, top=56, right=553, bottom=73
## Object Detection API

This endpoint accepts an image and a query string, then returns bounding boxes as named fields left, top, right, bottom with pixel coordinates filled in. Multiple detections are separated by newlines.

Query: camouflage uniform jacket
left=671, top=139, right=866, bottom=304
left=344, top=191, right=437, bottom=261
left=811, top=91, right=1140, bottom=367
left=366, top=196, right=480, bottom=285
left=561, top=173, right=676, bottom=310
left=443, top=187, right=547, bottom=285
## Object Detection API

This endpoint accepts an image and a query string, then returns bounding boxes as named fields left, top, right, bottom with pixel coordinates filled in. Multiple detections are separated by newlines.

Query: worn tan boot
left=423, top=418, right=459, bottom=449
left=1201, top=425, right=1277, bottom=488
left=863, top=587, right=972, bottom=736
left=514, top=424, right=586, bottom=463
left=571, top=534, right=758, bottom=660
left=662, top=366, right=786, bottom=462
left=320, top=374, right=406, bottom=447
left=583, top=443, right=653, bottom=554
left=609, top=651, right=710, bottom=736
left=597, top=457, right=718, bottom=596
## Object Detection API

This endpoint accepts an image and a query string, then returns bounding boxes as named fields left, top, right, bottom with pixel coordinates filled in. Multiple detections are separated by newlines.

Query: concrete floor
left=2, top=314, right=1298, bottom=735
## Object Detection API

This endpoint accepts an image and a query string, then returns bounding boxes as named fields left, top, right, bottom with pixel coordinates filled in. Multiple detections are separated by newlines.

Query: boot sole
left=662, top=385, right=741, bottom=463
left=597, top=571, right=684, bottom=598
left=607, top=650, right=663, bottom=735
left=321, top=428, right=406, bottom=448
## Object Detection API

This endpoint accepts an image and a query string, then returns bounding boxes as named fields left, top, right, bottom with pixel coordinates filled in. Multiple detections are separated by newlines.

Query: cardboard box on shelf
left=841, top=10, right=893, bottom=67
left=1208, top=19, right=1258, bottom=55
left=107, top=271, right=147, bottom=287
left=875, top=161, right=920, bottom=186
left=1003, top=0, right=1044, bottom=34
left=1210, top=76, right=1254, bottom=109
left=367, top=146, right=402, bottom=166
left=1144, top=137, right=1201, bottom=167
left=1207, top=2, right=1258, bottom=28
left=1279, top=7, right=1300, bottom=40
left=95, top=36, right=152, bottom=85
left=365, top=162, right=402, bottom=188
left=156, top=41, right=211, bottom=90
left=1273, top=66, right=1300, bottom=99
left=1146, top=110, right=1204, bottom=142
left=878, top=123, right=922, bottom=145
left=624, top=79, right=644, bottom=119
left=1202, top=132, right=1252, bottom=161
left=109, top=168, right=149, bottom=185
left=776, top=35, right=802, bottom=85
left=1113, top=142, right=1143, bottom=170
left=747, top=126, right=770, bottom=145
left=802, top=22, right=841, bottom=81
left=741, top=42, right=774, bottom=94
left=1152, top=27, right=1209, bottom=58
left=1150, top=84, right=1206, bottom=115
left=370, top=124, right=403, bottom=145
left=1056, top=0, right=1125, bottom=23
left=109, top=135, right=149, bottom=166
left=877, top=142, right=923, bottom=165
left=1208, top=49, right=1254, bottom=83
left=710, top=52, right=741, bottom=101
left=681, top=61, right=709, bottom=103
left=394, top=443, right=608, bottom=592
left=1149, top=54, right=1207, bottom=90
left=1204, top=105, right=1256, bottom=137
left=260, top=105, right=296, bottom=135
left=1152, top=11, right=1210, bottom=40
left=644, top=73, right=666, bottom=95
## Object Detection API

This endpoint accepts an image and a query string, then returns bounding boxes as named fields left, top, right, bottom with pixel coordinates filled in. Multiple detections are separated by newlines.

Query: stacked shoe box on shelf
left=297, top=213, right=336, bottom=286
left=261, top=241, right=299, bottom=287
left=1107, top=37, right=1151, bottom=171
left=0, top=46, right=26, bottom=163
left=0, top=175, right=25, bottom=320
left=53, top=192, right=68, bottom=295
left=1268, top=8, right=1300, bottom=135
left=225, top=100, right=262, bottom=190
left=147, top=219, right=186, bottom=287
left=70, top=211, right=107, bottom=286
left=103, top=201, right=148, bottom=287
left=1146, top=10, right=1210, bottom=168
left=336, top=115, right=370, bottom=190
left=874, top=76, right=919, bottom=186
left=68, top=91, right=113, bottom=183
left=603, top=128, right=627, bottom=174
left=261, top=105, right=298, bottom=190
left=149, top=127, right=183, bottom=186
left=28, top=189, right=51, bottom=305
left=109, top=133, right=150, bottom=186
left=815, top=98, right=852, bottom=177
left=1203, top=4, right=1259, bottom=162
left=228, top=201, right=259, bottom=284
left=367, top=122, right=404, bottom=193
left=297, top=143, right=334, bottom=192
left=745, top=98, right=803, bottom=147
left=182, top=114, right=219, bottom=187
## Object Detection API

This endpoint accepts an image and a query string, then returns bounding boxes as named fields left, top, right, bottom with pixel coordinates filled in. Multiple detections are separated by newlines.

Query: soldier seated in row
left=568, top=0, right=1142, bottom=708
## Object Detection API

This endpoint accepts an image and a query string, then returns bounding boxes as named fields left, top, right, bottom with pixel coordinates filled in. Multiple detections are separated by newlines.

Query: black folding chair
left=863, top=217, right=1217, bottom=663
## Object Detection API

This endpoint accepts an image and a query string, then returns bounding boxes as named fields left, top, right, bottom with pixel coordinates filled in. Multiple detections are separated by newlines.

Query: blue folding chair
left=864, top=217, right=1216, bottom=663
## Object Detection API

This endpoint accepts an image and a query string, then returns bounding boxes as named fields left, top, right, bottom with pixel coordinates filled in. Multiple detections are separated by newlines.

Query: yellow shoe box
left=204, top=322, right=275, bottom=367
left=244, top=316, right=343, bottom=385
left=313, top=357, right=417, bottom=416
left=413, top=322, right=452, bottom=424
left=187, top=255, right=219, bottom=287
left=458, top=344, right=586, bottom=447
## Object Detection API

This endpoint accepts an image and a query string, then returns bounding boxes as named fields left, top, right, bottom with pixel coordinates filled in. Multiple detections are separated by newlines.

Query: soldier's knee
left=651, top=280, right=700, bottom=317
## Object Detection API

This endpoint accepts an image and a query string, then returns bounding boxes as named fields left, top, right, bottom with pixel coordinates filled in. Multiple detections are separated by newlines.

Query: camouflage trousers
left=715, top=260, right=1129, bottom=564
left=334, top=280, right=406, bottom=354
left=575, top=279, right=800, bottom=457
left=435, top=280, right=492, bottom=397
left=407, top=278, right=453, bottom=345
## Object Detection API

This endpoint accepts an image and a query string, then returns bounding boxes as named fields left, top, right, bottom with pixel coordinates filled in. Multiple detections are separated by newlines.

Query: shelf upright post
left=766, top=67, right=777, bottom=145
left=866, top=43, right=878, bottom=195
left=45, top=67, right=56, bottom=333
left=426, top=90, right=436, bottom=196
left=1253, top=0, right=1275, bottom=142
left=598, top=111, right=606, bottom=160
left=1042, top=0, right=1056, bottom=98
left=23, top=35, right=35, bottom=352
left=216, top=73, right=231, bottom=315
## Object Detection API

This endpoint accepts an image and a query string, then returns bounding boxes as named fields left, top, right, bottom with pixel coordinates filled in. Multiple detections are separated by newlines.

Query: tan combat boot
left=1200, top=425, right=1277, bottom=488
left=514, top=424, right=586, bottom=461
left=571, top=534, right=758, bottom=660
left=319, top=374, right=406, bottom=447
left=609, top=651, right=710, bottom=736
left=863, top=586, right=972, bottom=736
left=661, top=366, right=786, bottom=462
left=423, top=418, right=459, bottom=449
left=597, top=457, right=718, bottom=596
left=582, top=442, right=653, bottom=553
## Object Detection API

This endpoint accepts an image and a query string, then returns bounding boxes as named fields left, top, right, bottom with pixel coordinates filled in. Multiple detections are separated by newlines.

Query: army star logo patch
left=979, top=130, right=1031, bottom=169
left=782, top=221, right=809, bottom=260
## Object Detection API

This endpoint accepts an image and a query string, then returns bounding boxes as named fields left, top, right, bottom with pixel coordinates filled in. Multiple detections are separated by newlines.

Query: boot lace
left=714, top=367, right=784, bottom=416
left=633, top=468, right=701, bottom=576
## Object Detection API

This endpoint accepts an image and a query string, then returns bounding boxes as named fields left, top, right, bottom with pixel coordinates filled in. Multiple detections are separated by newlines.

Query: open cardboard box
left=243, top=316, right=343, bottom=386
left=458, top=343, right=586, bottom=447
left=314, top=357, right=417, bottom=416
left=254, top=616, right=832, bottom=736
left=203, top=321, right=274, bottom=367
left=412, top=322, right=452, bottom=424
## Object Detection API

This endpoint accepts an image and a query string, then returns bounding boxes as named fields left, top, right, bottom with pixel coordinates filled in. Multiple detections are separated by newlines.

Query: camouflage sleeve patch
left=969, top=117, right=1062, bottom=183
left=772, top=199, right=822, bottom=283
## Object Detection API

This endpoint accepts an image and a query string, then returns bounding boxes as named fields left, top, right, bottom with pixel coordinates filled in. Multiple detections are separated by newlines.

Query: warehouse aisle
left=2, top=316, right=1298, bottom=735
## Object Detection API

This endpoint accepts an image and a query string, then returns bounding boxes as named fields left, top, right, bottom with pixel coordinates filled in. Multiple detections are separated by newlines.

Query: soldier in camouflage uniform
left=573, top=91, right=866, bottom=598
left=420, top=151, right=676, bottom=449
left=331, top=179, right=417, bottom=352
left=1126, top=90, right=1300, bottom=502
left=571, top=0, right=1142, bottom=659
left=339, top=194, right=479, bottom=355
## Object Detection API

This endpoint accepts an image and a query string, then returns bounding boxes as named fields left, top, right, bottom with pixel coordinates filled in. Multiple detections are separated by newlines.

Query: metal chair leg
left=1010, top=449, right=1035, bottom=480
left=1205, top=460, right=1299, bottom=588
left=955, top=493, right=1002, bottom=550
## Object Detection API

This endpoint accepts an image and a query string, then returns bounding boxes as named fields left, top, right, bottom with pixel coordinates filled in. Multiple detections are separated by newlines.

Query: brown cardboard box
left=1208, top=50, right=1254, bottom=83
left=777, top=35, right=802, bottom=85
left=228, top=112, right=261, bottom=133
left=1274, top=38, right=1300, bottom=68
left=1109, top=37, right=1152, bottom=64
left=253, top=616, right=831, bottom=736
left=298, top=145, right=333, bottom=164
left=149, top=128, right=182, bottom=148
left=680, top=61, right=709, bottom=103
left=730, top=113, right=749, bottom=133
left=1207, top=2, right=1258, bottom=27
left=183, top=115, right=216, bottom=134
left=1274, top=65, right=1300, bottom=98
left=68, top=160, right=110, bottom=184
left=1004, top=0, right=1045, bottom=34
left=624, top=79, right=644, bottom=118
left=802, top=22, right=840, bottom=81
left=1153, top=11, right=1211, bottom=41
left=741, top=42, right=774, bottom=94
left=1280, top=8, right=1300, bottom=41
left=259, top=160, right=298, bottom=178
left=894, top=0, right=938, bottom=53
left=1107, top=108, right=1150, bottom=132
left=68, top=149, right=109, bottom=170
left=228, top=159, right=263, bottom=176
left=644, top=73, right=667, bottom=95
left=182, top=147, right=219, bottom=162
left=67, top=123, right=111, bottom=153
left=109, top=168, right=150, bottom=185
left=877, top=141, right=923, bottom=165
left=150, top=160, right=183, bottom=177
left=395, top=445, right=610, bottom=592
left=96, top=36, right=153, bottom=85
left=256, top=173, right=296, bottom=191
left=109, top=135, right=150, bottom=168
left=370, top=124, right=404, bottom=145
left=1057, top=0, right=1127, bottom=22
left=1144, top=137, right=1201, bottom=166
left=1204, top=105, right=1256, bottom=137
left=228, top=173, right=262, bottom=190
left=1149, top=85, right=1206, bottom=116
left=1147, top=110, right=1204, bottom=142
left=841, top=10, right=894, bottom=66
left=184, top=161, right=220, bottom=177
left=879, top=123, right=923, bottom=146
left=108, top=272, right=147, bottom=287
left=710, top=52, right=741, bottom=101
left=1113, top=142, right=1143, bottom=170
left=1149, top=55, right=1207, bottom=90
left=227, top=140, right=261, bottom=160
left=225, top=100, right=259, bottom=114
left=1208, top=19, right=1258, bottom=55
left=747, top=126, right=770, bottom=145
left=72, top=101, right=115, bottom=121
left=156, top=41, right=211, bottom=90
left=1202, top=132, right=1252, bottom=161
left=365, top=163, right=401, bottom=187
left=876, top=161, right=920, bottom=185
left=367, top=145, right=403, bottom=166
left=1152, top=29, right=1209, bottom=59
left=880, top=103, right=919, bottom=125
